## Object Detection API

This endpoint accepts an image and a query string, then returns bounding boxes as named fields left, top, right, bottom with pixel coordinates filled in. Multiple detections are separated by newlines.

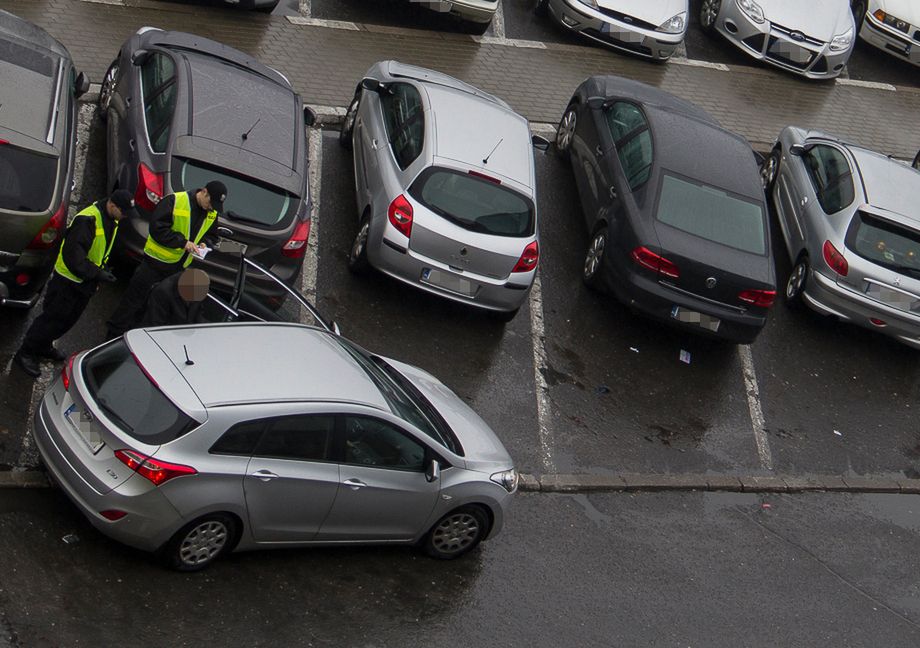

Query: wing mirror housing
left=303, top=106, right=317, bottom=127
left=74, top=71, right=90, bottom=98
left=789, top=143, right=806, bottom=157
left=532, top=134, right=551, bottom=152
left=361, top=78, right=389, bottom=95
left=586, top=97, right=607, bottom=111
left=131, top=49, right=151, bottom=66
left=425, top=459, right=441, bottom=483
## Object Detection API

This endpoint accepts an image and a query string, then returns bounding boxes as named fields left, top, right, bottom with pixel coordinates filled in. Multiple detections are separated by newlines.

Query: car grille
left=582, top=29, right=653, bottom=55
left=771, top=22, right=824, bottom=46
left=595, top=8, right=657, bottom=31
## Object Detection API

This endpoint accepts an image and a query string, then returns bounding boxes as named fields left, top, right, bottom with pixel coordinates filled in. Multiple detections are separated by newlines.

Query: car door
left=797, top=143, right=856, bottom=257
left=316, top=415, right=440, bottom=541
left=571, top=101, right=604, bottom=227
left=603, top=101, right=650, bottom=224
left=242, top=415, right=341, bottom=543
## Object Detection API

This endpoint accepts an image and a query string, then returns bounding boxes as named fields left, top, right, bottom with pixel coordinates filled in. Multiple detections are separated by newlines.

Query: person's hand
left=98, top=269, right=117, bottom=283
left=184, top=240, right=199, bottom=255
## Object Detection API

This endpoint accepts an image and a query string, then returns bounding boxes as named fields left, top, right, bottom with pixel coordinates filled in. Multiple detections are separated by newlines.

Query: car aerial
left=417, top=0, right=498, bottom=34
left=33, top=322, right=518, bottom=571
left=555, top=75, right=776, bottom=343
left=98, top=27, right=315, bottom=304
left=536, top=0, right=689, bottom=61
left=853, top=0, right=920, bottom=67
left=339, top=60, right=547, bottom=322
left=699, top=0, right=856, bottom=79
left=761, top=127, right=920, bottom=348
left=0, top=10, right=89, bottom=308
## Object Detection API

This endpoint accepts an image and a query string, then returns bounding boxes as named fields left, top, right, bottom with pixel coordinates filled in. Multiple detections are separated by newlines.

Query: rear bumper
left=423, top=0, right=498, bottom=23
left=0, top=249, right=55, bottom=308
left=859, top=15, right=920, bottom=67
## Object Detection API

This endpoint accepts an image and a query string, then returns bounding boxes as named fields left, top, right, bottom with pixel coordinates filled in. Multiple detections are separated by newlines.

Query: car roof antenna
left=183, top=345, right=194, bottom=366
left=483, top=138, right=503, bottom=165
left=241, top=118, right=261, bottom=141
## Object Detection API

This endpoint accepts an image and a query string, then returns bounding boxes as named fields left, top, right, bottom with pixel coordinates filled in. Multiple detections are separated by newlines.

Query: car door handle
left=595, top=145, right=604, bottom=157
left=371, top=139, right=379, bottom=151
left=128, top=139, right=136, bottom=152
left=343, top=478, right=367, bottom=490
left=250, top=470, right=279, bottom=482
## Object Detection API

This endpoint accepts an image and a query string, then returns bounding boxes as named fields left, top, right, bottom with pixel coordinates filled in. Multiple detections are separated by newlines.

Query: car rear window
left=81, top=340, right=197, bottom=445
left=656, top=174, right=766, bottom=255
left=174, top=157, right=294, bottom=228
left=846, top=211, right=920, bottom=279
left=0, top=144, right=57, bottom=212
left=409, top=167, right=534, bottom=237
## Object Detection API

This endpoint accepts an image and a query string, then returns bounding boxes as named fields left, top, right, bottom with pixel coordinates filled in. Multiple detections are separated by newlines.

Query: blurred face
left=197, top=189, right=213, bottom=212
left=107, top=201, right=127, bottom=221
left=177, top=269, right=210, bottom=302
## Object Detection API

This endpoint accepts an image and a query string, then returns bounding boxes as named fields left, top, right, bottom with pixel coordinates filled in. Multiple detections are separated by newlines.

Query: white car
left=417, top=0, right=498, bottom=34
left=853, top=0, right=920, bottom=67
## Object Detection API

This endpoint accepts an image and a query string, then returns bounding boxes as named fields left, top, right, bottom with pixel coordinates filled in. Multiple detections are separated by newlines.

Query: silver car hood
left=383, top=358, right=514, bottom=470
left=759, top=0, right=853, bottom=41
left=597, top=0, right=687, bottom=25
left=875, top=0, right=920, bottom=26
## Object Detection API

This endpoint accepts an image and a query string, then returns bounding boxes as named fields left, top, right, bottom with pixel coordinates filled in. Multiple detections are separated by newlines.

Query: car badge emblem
left=706, top=277, right=718, bottom=289
left=460, top=247, right=468, bottom=256
left=894, top=276, right=902, bottom=288
left=790, top=31, right=805, bottom=42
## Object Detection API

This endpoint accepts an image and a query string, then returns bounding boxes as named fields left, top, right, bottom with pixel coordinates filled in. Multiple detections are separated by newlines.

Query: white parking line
left=738, top=345, right=773, bottom=471
left=670, top=58, right=729, bottom=71
left=300, top=0, right=311, bottom=17
left=473, top=35, right=547, bottom=48
left=836, top=78, right=897, bottom=91
left=286, top=16, right=360, bottom=30
left=300, top=128, right=323, bottom=312
left=529, top=274, right=555, bottom=473
left=491, top=0, right=506, bottom=40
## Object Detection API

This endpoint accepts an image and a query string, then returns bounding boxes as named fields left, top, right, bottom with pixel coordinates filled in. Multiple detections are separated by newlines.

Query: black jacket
left=60, top=199, right=118, bottom=294
left=140, top=272, right=205, bottom=328
left=148, top=190, right=220, bottom=270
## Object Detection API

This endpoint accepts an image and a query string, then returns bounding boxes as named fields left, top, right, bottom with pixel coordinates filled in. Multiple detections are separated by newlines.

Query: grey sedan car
left=33, top=323, right=518, bottom=570
left=762, top=127, right=920, bottom=348
left=340, top=61, right=544, bottom=322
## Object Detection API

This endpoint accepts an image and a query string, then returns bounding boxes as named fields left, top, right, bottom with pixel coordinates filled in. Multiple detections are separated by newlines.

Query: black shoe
left=35, top=346, right=66, bottom=362
left=13, top=352, right=41, bottom=378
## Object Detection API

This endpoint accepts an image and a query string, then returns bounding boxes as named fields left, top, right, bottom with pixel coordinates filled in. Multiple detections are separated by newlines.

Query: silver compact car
left=700, top=0, right=856, bottom=79
left=855, top=0, right=920, bottom=67
left=417, top=0, right=499, bottom=33
left=33, top=323, right=518, bottom=571
left=762, top=127, right=920, bottom=348
left=340, top=61, right=545, bottom=322
left=539, top=0, right=688, bottom=60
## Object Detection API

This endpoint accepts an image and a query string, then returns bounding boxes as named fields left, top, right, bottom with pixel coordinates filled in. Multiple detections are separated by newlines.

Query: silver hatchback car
left=340, top=61, right=544, bottom=322
left=762, top=127, right=920, bottom=348
left=33, top=323, right=518, bottom=570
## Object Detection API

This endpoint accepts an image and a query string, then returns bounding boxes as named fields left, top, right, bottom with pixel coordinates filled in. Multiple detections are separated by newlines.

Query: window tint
left=606, top=102, right=646, bottom=141
left=380, top=83, right=424, bottom=170
left=253, top=416, right=334, bottom=462
left=210, top=421, right=264, bottom=456
left=604, top=102, right=652, bottom=191
left=344, top=417, right=425, bottom=471
left=847, top=211, right=920, bottom=279
left=803, top=145, right=855, bottom=214
left=0, top=144, right=57, bottom=212
left=141, top=53, right=177, bottom=154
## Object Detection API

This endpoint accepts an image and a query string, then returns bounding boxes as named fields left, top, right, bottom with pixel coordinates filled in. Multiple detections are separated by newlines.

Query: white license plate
left=866, top=284, right=920, bottom=312
left=421, top=268, right=475, bottom=297
left=671, top=306, right=721, bottom=332
left=65, top=404, right=104, bottom=454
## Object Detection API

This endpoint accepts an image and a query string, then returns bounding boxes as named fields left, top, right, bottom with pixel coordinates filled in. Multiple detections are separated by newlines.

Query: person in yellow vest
left=106, top=181, right=226, bottom=339
left=14, top=190, right=136, bottom=378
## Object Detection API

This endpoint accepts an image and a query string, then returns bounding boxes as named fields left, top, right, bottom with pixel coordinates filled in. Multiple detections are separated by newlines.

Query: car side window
left=380, top=83, right=424, bottom=170
left=210, top=421, right=265, bottom=456
left=802, top=144, right=855, bottom=215
left=253, top=416, right=335, bottom=462
left=605, top=102, right=653, bottom=191
left=343, top=416, right=425, bottom=471
left=140, top=52, right=177, bottom=154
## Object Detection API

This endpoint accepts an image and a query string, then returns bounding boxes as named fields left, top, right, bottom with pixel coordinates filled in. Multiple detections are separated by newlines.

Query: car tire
left=535, top=0, right=549, bottom=17
left=348, top=215, right=371, bottom=274
left=700, top=0, right=721, bottom=33
left=785, top=255, right=809, bottom=308
left=912, top=150, right=920, bottom=172
left=761, top=147, right=781, bottom=192
left=340, top=92, right=360, bottom=151
left=851, top=0, right=866, bottom=32
left=555, top=106, right=577, bottom=159
left=98, top=59, right=119, bottom=122
left=583, top=226, right=608, bottom=291
left=162, top=513, right=238, bottom=572
left=422, top=505, right=490, bottom=560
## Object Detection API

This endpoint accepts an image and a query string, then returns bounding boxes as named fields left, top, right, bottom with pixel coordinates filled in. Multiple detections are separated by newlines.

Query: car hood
left=875, top=0, right=920, bottom=26
left=596, top=0, right=688, bottom=26
left=760, top=0, right=854, bottom=40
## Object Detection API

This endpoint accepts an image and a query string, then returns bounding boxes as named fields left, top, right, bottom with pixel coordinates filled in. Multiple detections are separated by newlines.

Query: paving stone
left=518, top=473, right=540, bottom=492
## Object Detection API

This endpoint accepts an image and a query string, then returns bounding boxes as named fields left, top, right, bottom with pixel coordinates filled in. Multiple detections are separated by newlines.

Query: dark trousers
left=20, top=274, right=93, bottom=356
left=106, top=259, right=180, bottom=338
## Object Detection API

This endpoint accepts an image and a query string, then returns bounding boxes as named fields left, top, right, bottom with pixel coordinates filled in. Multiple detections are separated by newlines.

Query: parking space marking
left=300, top=0, right=311, bottom=17
left=301, top=128, right=323, bottom=310
left=473, top=35, right=546, bottom=48
left=670, top=58, right=729, bottom=72
left=491, top=0, right=506, bottom=40
left=738, top=345, right=773, bottom=471
left=836, top=78, right=897, bottom=92
left=79, top=0, right=125, bottom=5
left=286, top=16, right=360, bottom=30
left=529, top=274, right=555, bottom=473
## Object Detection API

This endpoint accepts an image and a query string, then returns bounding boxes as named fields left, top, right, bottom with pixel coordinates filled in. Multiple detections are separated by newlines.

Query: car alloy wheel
left=785, top=257, right=808, bottom=305
left=556, top=108, right=577, bottom=154
left=339, top=95, right=360, bottom=150
left=348, top=217, right=370, bottom=273
left=700, top=0, right=721, bottom=31
left=425, top=507, right=487, bottom=559
left=583, top=227, right=607, bottom=289
left=98, top=60, right=119, bottom=117
left=179, top=519, right=229, bottom=567
left=761, top=148, right=780, bottom=191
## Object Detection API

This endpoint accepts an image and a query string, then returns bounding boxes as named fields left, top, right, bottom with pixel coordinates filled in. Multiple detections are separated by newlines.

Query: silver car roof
left=850, top=146, right=920, bottom=227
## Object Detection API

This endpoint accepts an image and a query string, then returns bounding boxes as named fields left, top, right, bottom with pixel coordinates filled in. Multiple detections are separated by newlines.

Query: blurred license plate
left=769, top=40, right=813, bottom=64
left=65, top=404, right=104, bottom=454
left=671, top=306, right=721, bottom=332
left=421, top=268, right=474, bottom=296
left=865, top=283, right=920, bottom=312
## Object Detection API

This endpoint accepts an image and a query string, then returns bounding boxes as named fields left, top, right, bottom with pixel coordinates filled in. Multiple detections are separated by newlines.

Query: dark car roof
left=600, top=76, right=718, bottom=126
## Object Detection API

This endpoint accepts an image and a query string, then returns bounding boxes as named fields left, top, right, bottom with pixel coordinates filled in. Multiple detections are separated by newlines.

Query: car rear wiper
left=225, top=210, right=267, bottom=226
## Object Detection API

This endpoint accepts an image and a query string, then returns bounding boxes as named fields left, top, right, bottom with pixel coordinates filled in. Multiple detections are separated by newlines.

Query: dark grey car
left=556, top=76, right=776, bottom=343
left=0, top=10, right=89, bottom=308
left=99, top=27, right=315, bottom=303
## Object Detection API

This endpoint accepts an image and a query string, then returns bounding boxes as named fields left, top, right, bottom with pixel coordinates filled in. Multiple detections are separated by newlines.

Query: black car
left=0, top=10, right=89, bottom=308
left=555, top=76, right=776, bottom=343
left=99, top=27, right=315, bottom=302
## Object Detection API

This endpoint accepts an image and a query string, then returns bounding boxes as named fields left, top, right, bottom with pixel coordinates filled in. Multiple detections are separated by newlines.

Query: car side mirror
left=425, top=459, right=440, bottom=483
left=131, top=49, right=151, bottom=66
left=303, top=106, right=316, bottom=127
left=74, top=71, right=90, bottom=97
left=586, top=97, right=606, bottom=110
left=361, top=78, right=388, bottom=95
left=532, top=134, right=551, bottom=152
left=789, top=143, right=806, bottom=157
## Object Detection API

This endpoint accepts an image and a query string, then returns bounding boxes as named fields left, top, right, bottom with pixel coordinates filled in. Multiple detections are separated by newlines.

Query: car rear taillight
left=281, top=217, right=311, bottom=259
left=115, top=449, right=197, bottom=486
left=135, top=163, right=164, bottom=212
left=822, top=240, right=848, bottom=276
left=61, top=353, right=77, bottom=391
left=512, top=241, right=539, bottom=273
left=387, top=194, right=413, bottom=238
left=26, top=203, right=67, bottom=250
left=631, top=246, right=680, bottom=279
left=100, top=509, right=128, bottom=521
left=738, top=289, right=776, bottom=308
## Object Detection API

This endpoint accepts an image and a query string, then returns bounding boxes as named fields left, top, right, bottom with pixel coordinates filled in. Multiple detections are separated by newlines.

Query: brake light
left=512, top=241, right=539, bottom=273
left=135, top=163, right=163, bottom=211
left=15, top=273, right=30, bottom=286
left=26, top=202, right=67, bottom=250
left=468, top=170, right=501, bottom=185
left=0, top=139, right=8, bottom=145
left=100, top=509, right=128, bottom=521
left=115, top=449, right=197, bottom=486
left=387, top=194, right=413, bottom=238
left=822, top=240, right=848, bottom=276
left=61, top=353, right=77, bottom=391
left=738, top=289, right=776, bottom=308
left=631, top=246, right=680, bottom=279
left=281, top=217, right=311, bottom=259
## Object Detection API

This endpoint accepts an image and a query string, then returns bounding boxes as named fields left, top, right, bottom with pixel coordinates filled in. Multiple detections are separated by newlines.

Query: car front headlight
left=829, top=27, right=854, bottom=51
left=657, top=12, right=687, bottom=34
left=491, top=469, right=519, bottom=493
left=575, top=0, right=599, bottom=9
left=873, top=9, right=911, bottom=34
left=736, top=0, right=765, bottom=24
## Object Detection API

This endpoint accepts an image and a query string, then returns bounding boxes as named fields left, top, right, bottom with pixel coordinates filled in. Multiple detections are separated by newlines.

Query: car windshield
left=656, top=174, right=766, bottom=254
left=0, top=143, right=57, bottom=212
left=847, top=211, right=920, bottom=278
left=81, top=340, right=197, bottom=444
left=409, top=167, right=534, bottom=237
left=175, top=157, right=294, bottom=228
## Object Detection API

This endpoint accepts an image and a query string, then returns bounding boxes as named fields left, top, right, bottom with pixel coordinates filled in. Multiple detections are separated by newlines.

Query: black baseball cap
left=205, top=180, right=228, bottom=214
left=110, top=189, right=138, bottom=219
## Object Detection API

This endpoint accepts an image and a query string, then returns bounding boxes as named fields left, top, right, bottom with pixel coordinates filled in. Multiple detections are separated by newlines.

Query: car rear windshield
left=409, top=167, right=534, bottom=237
left=846, top=211, right=920, bottom=279
left=173, top=157, right=294, bottom=229
left=656, top=174, right=766, bottom=255
left=0, top=144, right=57, bottom=212
left=81, top=340, right=197, bottom=445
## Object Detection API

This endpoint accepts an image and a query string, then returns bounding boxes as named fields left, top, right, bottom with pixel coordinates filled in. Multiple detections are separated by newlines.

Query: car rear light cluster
left=61, top=353, right=77, bottom=391
left=388, top=194, right=413, bottom=238
left=135, top=163, right=164, bottom=212
left=822, top=240, right=848, bottom=276
left=631, top=246, right=680, bottom=279
left=115, top=449, right=197, bottom=486
left=512, top=241, right=539, bottom=273
left=738, top=289, right=776, bottom=308
left=26, top=203, right=67, bottom=250
left=281, top=217, right=311, bottom=259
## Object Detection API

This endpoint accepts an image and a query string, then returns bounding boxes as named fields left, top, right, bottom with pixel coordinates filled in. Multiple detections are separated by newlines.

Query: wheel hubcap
left=344, top=99, right=358, bottom=132
left=432, top=513, right=480, bottom=555
left=351, top=222, right=369, bottom=261
left=701, top=0, right=719, bottom=27
left=787, top=263, right=806, bottom=298
left=100, top=65, right=118, bottom=110
left=557, top=111, right=576, bottom=151
left=179, top=521, right=228, bottom=567
left=584, top=232, right=606, bottom=279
